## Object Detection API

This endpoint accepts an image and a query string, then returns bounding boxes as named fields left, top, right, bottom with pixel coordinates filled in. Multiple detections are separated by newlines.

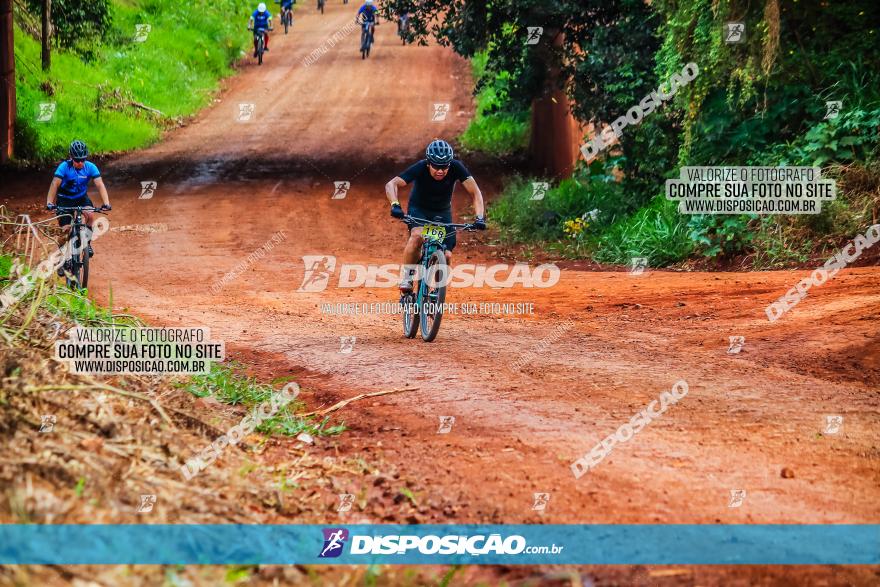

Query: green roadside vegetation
left=403, top=0, right=880, bottom=268
left=0, top=249, right=343, bottom=438
left=11, top=0, right=251, bottom=161
left=458, top=51, right=529, bottom=156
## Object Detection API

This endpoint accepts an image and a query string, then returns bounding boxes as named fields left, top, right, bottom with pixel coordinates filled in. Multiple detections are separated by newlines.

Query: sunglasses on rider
left=429, top=163, right=450, bottom=170
left=72, top=157, right=87, bottom=163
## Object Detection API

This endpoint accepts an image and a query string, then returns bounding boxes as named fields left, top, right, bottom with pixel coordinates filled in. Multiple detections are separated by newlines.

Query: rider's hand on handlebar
left=474, top=216, right=487, bottom=230
left=100, top=204, right=112, bottom=212
left=46, top=203, right=56, bottom=211
left=390, top=203, right=405, bottom=219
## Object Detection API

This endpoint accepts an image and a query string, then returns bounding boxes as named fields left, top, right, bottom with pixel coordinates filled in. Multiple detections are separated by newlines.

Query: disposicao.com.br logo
left=297, top=255, right=560, bottom=292
left=318, top=528, right=563, bottom=557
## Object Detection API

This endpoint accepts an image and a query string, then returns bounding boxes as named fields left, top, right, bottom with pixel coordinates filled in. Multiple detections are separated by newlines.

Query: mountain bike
left=53, top=205, right=108, bottom=290
left=398, top=215, right=476, bottom=342
left=249, top=26, right=272, bottom=64
left=357, top=16, right=376, bottom=59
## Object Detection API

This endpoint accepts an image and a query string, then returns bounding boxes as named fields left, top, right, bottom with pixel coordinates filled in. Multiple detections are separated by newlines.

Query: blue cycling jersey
left=357, top=4, right=377, bottom=22
left=53, top=160, right=100, bottom=200
left=252, top=9, right=271, bottom=29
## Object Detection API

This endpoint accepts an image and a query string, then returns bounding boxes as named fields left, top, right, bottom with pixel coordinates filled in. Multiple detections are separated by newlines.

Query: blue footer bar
left=1, top=525, right=878, bottom=564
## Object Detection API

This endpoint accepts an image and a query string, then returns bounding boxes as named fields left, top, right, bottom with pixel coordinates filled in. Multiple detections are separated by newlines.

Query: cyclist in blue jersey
left=356, top=0, right=378, bottom=23
left=279, top=0, right=293, bottom=24
left=385, top=139, right=487, bottom=292
left=45, top=140, right=111, bottom=258
left=248, top=3, right=273, bottom=57
left=356, top=0, right=379, bottom=47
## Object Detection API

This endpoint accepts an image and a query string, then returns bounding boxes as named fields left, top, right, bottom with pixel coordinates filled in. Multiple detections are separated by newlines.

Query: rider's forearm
left=472, top=189, right=485, bottom=218
left=96, top=183, right=110, bottom=206
left=385, top=181, right=400, bottom=205
left=46, top=180, right=59, bottom=206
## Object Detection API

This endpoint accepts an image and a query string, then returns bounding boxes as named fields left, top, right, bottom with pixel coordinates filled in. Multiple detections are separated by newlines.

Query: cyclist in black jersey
left=385, top=139, right=486, bottom=292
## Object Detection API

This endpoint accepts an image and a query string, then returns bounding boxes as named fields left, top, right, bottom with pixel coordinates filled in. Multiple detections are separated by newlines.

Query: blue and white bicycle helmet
left=69, top=140, right=89, bottom=161
left=426, top=139, right=454, bottom=167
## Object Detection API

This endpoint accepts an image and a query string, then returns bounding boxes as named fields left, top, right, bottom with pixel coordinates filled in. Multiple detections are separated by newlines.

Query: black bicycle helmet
left=69, top=140, right=89, bottom=161
left=425, top=139, right=454, bottom=167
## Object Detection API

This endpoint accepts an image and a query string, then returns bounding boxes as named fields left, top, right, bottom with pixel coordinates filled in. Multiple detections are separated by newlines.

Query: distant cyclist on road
left=45, top=140, right=111, bottom=265
left=385, top=139, right=486, bottom=292
left=248, top=3, right=273, bottom=56
left=356, top=0, right=379, bottom=44
left=396, top=0, right=413, bottom=35
left=279, top=0, right=293, bottom=23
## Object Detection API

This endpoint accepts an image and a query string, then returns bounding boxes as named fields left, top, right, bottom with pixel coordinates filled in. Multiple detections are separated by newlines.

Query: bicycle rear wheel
left=419, top=250, right=448, bottom=342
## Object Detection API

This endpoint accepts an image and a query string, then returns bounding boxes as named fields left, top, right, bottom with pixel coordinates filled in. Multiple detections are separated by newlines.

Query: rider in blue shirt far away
left=46, top=140, right=111, bottom=262
left=248, top=3, right=273, bottom=56
left=357, top=0, right=378, bottom=22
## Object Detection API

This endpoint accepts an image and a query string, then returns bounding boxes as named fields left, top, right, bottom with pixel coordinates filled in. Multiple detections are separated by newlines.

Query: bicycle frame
left=401, top=216, right=474, bottom=306
left=54, top=206, right=105, bottom=289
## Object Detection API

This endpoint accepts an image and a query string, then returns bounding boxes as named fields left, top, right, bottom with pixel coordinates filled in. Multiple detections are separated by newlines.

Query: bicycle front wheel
left=66, top=243, right=89, bottom=289
left=402, top=292, right=418, bottom=338
left=419, top=249, right=448, bottom=342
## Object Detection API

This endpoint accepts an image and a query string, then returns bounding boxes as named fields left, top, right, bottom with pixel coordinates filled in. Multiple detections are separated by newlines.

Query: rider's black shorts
left=408, top=205, right=456, bottom=251
left=55, top=196, right=93, bottom=227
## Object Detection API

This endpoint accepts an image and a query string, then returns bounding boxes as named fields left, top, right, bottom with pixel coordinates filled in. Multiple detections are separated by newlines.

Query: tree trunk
left=41, top=0, right=50, bottom=71
left=528, top=30, right=578, bottom=180
left=0, top=0, right=14, bottom=163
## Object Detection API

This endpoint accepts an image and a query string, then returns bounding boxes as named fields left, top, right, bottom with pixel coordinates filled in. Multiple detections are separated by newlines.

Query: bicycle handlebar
left=52, top=205, right=109, bottom=213
left=399, top=215, right=476, bottom=232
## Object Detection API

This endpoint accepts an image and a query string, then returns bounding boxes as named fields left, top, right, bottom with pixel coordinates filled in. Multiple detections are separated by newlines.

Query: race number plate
left=421, top=225, right=447, bottom=241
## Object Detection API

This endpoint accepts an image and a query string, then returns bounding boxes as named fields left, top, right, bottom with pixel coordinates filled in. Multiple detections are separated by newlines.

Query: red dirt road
left=2, top=2, right=879, bottom=584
